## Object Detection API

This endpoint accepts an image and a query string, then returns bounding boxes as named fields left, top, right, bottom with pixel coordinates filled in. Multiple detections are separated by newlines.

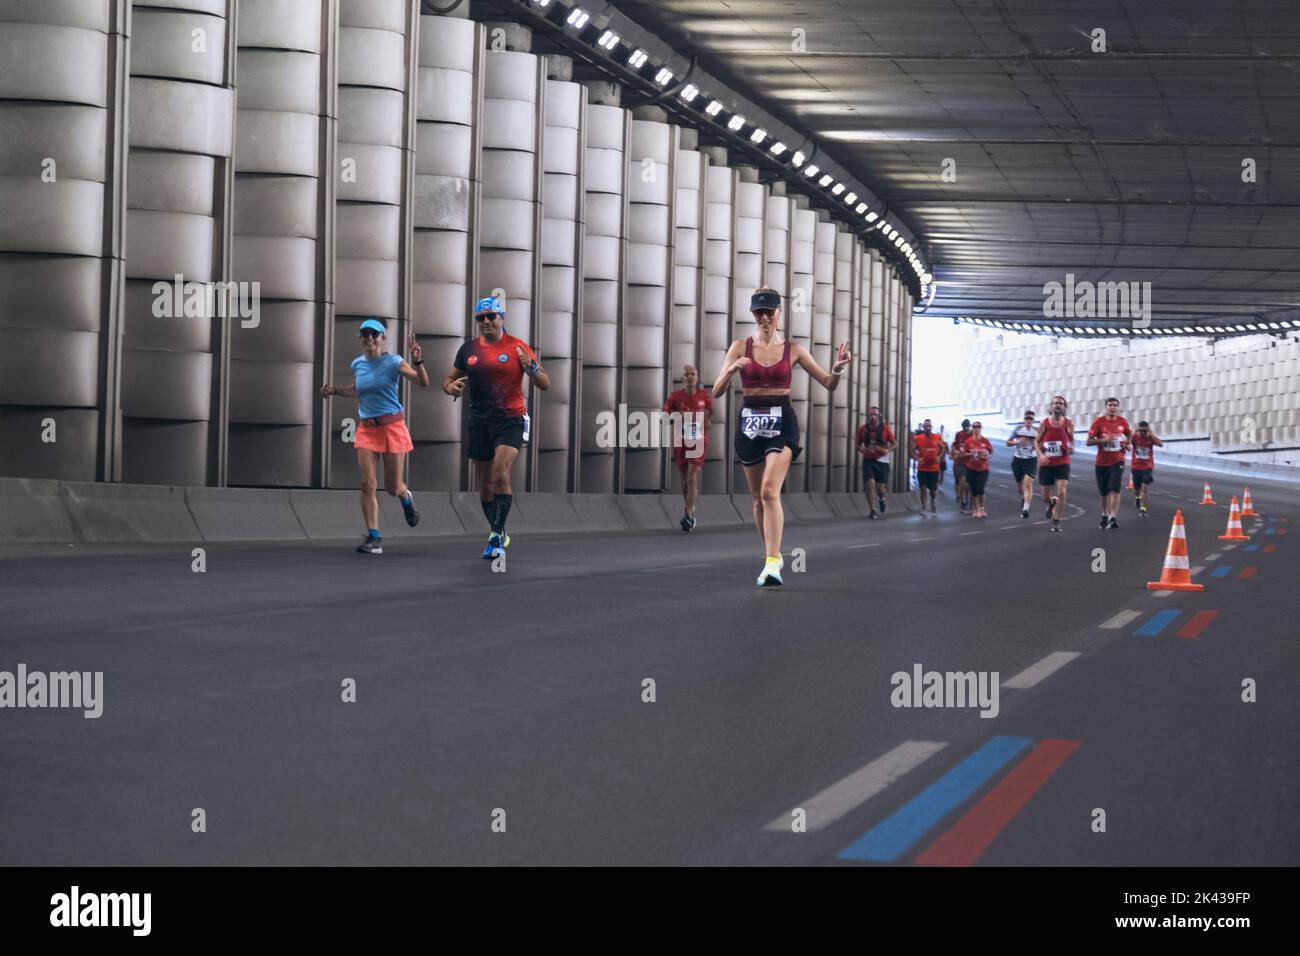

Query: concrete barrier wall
left=0, top=481, right=875, bottom=544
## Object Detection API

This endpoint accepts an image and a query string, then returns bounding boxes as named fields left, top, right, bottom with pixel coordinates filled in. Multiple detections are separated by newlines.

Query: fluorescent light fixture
left=866, top=211, right=878, bottom=223
left=769, top=141, right=787, bottom=156
left=791, top=150, right=805, bottom=166
left=680, top=84, right=699, bottom=102
left=566, top=8, right=590, bottom=29
left=831, top=183, right=845, bottom=196
left=844, top=191, right=857, bottom=204
left=627, top=48, right=648, bottom=69
left=922, top=272, right=932, bottom=283
left=750, top=128, right=767, bottom=144
left=803, top=164, right=820, bottom=177
left=727, top=114, right=746, bottom=131
left=704, top=99, right=723, bottom=117
left=597, top=30, right=619, bottom=50
left=818, top=174, right=833, bottom=187
left=855, top=202, right=868, bottom=214
left=533, top=0, right=553, bottom=6
left=1245, top=323, right=1258, bottom=330
left=894, top=235, right=904, bottom=246
left=654, top=67, right=674, bottom=86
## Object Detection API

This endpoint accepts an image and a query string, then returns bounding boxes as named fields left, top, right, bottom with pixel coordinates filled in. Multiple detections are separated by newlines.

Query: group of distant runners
left=320, top=286, right=1165, bottom=587
left=905, top=395, right=1164, bottom=532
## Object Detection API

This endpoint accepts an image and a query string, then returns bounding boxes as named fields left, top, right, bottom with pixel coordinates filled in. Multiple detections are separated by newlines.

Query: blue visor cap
left=750, top=290, right=781, bottom=312
left=475, top=296, right=505, bottom=318
left=358, top=318, right=387, bottom=336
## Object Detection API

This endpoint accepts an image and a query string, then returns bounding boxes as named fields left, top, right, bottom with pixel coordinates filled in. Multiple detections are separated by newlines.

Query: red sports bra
left=740, top=337, right=792, bottom=390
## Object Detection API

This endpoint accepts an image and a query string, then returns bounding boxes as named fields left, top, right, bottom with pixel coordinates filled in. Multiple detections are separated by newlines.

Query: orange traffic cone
left=1198, top=483, right=1215, bottom=505
left=1147, top=510, right=1205, bottom=591
left=1218, top=496, right=1249, bottom=541
left=1240, top=487, right=1259, bottom=518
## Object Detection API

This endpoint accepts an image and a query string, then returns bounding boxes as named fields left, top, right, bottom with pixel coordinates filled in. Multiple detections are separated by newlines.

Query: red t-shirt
left=952, top=429, right=973, bottom=460
left=961, top=435, right=993, bottom=471
left=1130, top=432, right=1156, bottom=471
left=914, top=433, right=944, bottom=472
left=1039, top=418, right=1072, bottom=466
left=857, top=422, right=896, bottom=460
left=1089, top=415, right=1132, bottom=467
left=453, top=333, right=536, bottom=421
left=662, top=388, right=712, bottom=444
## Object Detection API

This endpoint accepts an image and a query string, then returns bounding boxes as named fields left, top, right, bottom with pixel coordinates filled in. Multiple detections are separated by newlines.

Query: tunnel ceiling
left=607, top=0, right=1300, bottom=332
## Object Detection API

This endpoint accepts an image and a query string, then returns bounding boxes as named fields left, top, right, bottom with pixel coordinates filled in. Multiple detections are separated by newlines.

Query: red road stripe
left=1264, top=545, right=1277, bottom=553
left=1176, top=609, right=1219, bottom=639
left=914, top=739, right=1081, bottom=867
left=1238, top=566, right=1258, bottom=579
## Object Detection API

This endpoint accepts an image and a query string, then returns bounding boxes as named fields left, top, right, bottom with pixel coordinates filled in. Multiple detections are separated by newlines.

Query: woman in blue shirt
left=320, top=318, right=430, bottom=554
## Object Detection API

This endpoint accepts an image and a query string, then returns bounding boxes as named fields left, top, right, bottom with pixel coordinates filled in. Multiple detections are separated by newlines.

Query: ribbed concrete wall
left=410, top=13, right=477, bottom=489
left=956, top=329, right=1300, bottom=452
left=580, top=99, right=626, bottom=492
left=231, top=0, right=328, bottom=488
left=123, top=0, right=235, bottom=486
left=2, top=5, right=915, bottom=495
left=624, top=116, right=672, bottom=490
left=0, top=0, right=124, bottom=480
left=537, top=69, right=582, bottom=491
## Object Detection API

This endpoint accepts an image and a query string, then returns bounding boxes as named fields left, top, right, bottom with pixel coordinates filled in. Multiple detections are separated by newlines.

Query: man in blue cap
left=442, top=296, right=550, bottom=559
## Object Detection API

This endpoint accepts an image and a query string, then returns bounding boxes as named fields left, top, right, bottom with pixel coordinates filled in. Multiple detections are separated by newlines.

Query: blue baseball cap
left=475, top=296, right=505, bottom=318
left=358, top=318, right=386, bottom=336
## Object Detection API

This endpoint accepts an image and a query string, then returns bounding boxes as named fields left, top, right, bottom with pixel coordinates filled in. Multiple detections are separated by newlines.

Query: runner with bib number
left=713, top=287, right=851, bottom=587
left=1006, top=410, right=1038, bottom=519
left=1087, top=397, right=1132, bottom=530
left=1129, top=420, right=1163, bottom=516
left=663, top=365, right=713, bottom=531
left=1035, top=395, right=1074, bottom=533
left=443, top=296, right=550, bottom=560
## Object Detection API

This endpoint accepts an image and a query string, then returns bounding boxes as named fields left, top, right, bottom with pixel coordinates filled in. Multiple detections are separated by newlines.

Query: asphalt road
left=0, top=463, right=1295, bottom=865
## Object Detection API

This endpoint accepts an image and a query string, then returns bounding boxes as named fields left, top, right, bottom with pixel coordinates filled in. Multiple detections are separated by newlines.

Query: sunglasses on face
left=753, top=309, right=776, bottom=318
left=360, top=330, right=381, bottom=339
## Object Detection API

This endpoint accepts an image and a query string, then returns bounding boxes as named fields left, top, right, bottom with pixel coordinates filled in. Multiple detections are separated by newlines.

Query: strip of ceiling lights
left=958, top=318, right=1298, bottom=338
left=505, top=0, right=933, bottom=299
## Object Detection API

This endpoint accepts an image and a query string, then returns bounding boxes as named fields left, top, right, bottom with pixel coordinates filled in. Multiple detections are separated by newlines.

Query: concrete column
left=700, top=146, right=733, bottom=494
left=788, top=199, right=816, bottom=491
left=0, top=0, right=128, bottom=480
left=410, top=12, right=480, bottom=489
left=730, top=165, right=766, bottom=491
left=227, top=1, right=334, bottom=487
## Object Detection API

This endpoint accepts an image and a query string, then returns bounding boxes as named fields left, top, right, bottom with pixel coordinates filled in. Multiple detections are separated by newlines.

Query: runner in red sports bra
left=1035, top=395, right=1073, bottom=532
left=713, top=287, right=851, bottom=587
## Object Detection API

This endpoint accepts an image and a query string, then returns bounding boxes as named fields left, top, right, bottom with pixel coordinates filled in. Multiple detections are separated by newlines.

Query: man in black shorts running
left=857, top=406, right=896, bottom=518
left=443, top=296, right=550, bottom=559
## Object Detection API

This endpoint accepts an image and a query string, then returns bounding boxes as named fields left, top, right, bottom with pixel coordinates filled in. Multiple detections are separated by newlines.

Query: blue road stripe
left=838, top=735, right=1033, bottom=862
left=1244, top=544, right=1260, bottom=552
left=1135, top=609, right=1183, bottom=635
left=1211, top=565, right=1234, bottom=577
left=1264, top=528, right=1276, bottom=536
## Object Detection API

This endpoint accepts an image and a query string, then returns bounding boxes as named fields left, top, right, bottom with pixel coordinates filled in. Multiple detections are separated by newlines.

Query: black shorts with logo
left=467, top=415, right=527, bottom=461
left=1095, top=462, right=1125, bottom=496
left=862, top=459, right=891, bottom=484
left=966, top=469, right=989, bottom=496
left=1039, top=463, right=1070, bottom=486
left=1011, top=456, right=1038, bottom=482
left=918, top=470, right=939, bottom=491
left=735, top=397, right=801, bottom=465
left=1132, top=469, right=1153, bottom=485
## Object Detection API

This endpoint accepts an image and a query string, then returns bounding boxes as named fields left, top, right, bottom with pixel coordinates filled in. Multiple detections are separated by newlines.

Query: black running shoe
left=868, top=510, right=879, bottom=519
left=1099, top=515, right=1109, bottom=529
left=1045, top=501, right=1054, bottom=520
left=680, top=514, right=692, bottom=532
left=402, top=492, right=420, bottom=527
left=1051, top=520, right=1062, bottom=532
left=1109, top=516, right=1119, bottom=530
left=357, top=537, right=383, bottom=554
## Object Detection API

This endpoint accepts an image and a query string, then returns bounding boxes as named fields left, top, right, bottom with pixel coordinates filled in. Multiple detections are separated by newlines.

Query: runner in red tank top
left=1086, top=396, right=1132, bottom=530
left=662, top=364, right=713, bottom=531
left=1035, top=395, right=1073, bottom=532
left=1129, top=420, right=1163, bottom=516
left=712, top=287, right=851, bottom=587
